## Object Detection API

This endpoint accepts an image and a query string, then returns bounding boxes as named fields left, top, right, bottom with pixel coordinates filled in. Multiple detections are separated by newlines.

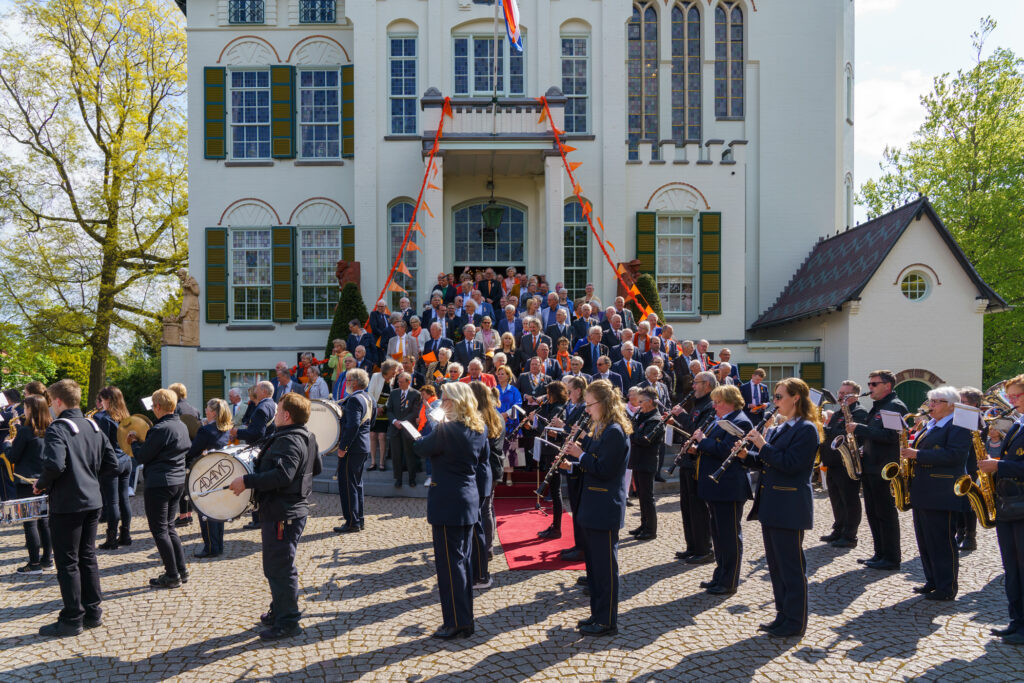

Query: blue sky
left=854, top=0, right=1024, bottom=219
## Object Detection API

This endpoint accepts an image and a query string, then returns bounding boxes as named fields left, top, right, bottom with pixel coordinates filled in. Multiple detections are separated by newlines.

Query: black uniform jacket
left=696, top=410, right=754, bottom=502
left=37, top=409, right=118, bottom=513
left=745, top=418, right=819, bottom=530
left=133, top=413, right=190, bottom=488
left=909, top=419, right=970, bottom=512
left=629, top=409, right=665, bottom=474
left=244, top=424, right=322, bottom=521
left=853, top=392, right=908, bottom=475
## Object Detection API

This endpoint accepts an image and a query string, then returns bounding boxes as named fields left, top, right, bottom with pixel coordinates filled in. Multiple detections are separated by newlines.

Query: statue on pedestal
left=162, top=269, right=200, bottom=347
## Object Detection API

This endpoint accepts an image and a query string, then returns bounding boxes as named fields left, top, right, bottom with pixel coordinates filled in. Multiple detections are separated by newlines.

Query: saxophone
left=829, top=396, right=863, bottom=480
left=953, top=430, right=997, bottom=529
left=881, top=426, right=914, bottom=512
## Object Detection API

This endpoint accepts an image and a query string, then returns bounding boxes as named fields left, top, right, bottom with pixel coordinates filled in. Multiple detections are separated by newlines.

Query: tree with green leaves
left=858, top=17, right=1024, bottom=385
left=324, top=283, right=369, bottom=358
left=625, top=273, right=665, bottom=327
left=0, top=0, right=188, bottom=406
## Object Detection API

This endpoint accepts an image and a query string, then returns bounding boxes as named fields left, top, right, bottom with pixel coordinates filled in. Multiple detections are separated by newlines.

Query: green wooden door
left=895, top=380, right=930, bottom=412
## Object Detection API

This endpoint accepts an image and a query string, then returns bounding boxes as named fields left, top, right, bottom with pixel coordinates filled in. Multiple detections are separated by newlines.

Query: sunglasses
left=773, top=393, right=785, bottom=400
left=867, top=381, right=884, bottom=387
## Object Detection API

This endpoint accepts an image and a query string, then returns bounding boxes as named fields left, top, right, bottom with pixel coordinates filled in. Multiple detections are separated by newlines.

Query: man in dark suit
left=335, top=369, right=373, bottom=533
left=420, top=294, right=445, bottom=330
left=561, top=356, right=592, bottom=384
left=430, top=273, right=457, bottom=305
left=453, top=325, right=485, bottom=368
left=496, top=304, right=523, bottom=338
left=516, top=357, right=551, bottom=406
left=346, top=320, right=377, bottom=366
left=460, top=301, right=484, bottom=329
left=352, top=347, right=375, bottom=373
left=717, top=349, right=742, bottom=383
left=421, top=323, right=455, bottom=365
left=591, top=356, right=624, bottom=396
left=571, top=303, right=598, bottom=343
left=369, top=300, right=391, bottom=344
left=612, top=343, right=644, bottom=392
left=518, top=319, right=551, bottom=368
left=478, top=268, right=501, bottom=305
left=535, top=343, right=562, bottom=382
left=386, top=373, right=423, bottom=488
left=577, top=327, right=608, bottom=375
left=740, top=370, right=770, bottom=423
left=612, top=297, right=637, bottom=330
left=233, top=382, right=276, bottom=445
left=545, top=306, right=573, bottom=346
left=402, top=357, right=427, bottom=391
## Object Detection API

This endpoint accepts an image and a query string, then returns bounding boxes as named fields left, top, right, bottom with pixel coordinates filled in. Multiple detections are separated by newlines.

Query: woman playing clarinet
left=737, top=377, right=821, bottom=638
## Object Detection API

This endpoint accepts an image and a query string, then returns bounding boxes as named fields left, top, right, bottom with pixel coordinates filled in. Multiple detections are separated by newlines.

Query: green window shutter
left=801, top=362, right=825, bottom=389
left=635, top=211, right=656, bottom=274
left=341, top=64, right=354, bottom=158
left=270, top=65, right=296, bottom=158
left=342, top=225, right=355, bottom=261
left=205, top=228, right=228, bottom=323
left=202, top=370, right=225, bottom=405
left=272, top=226, right=296, bottom=322
left=737, top=363, right=757, bottom=383
left=699, top=212, right=722, bottom=315
left=204, top=67, right=226, bottom=160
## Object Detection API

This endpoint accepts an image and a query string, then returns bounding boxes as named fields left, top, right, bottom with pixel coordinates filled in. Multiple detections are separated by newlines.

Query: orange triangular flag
left=413, top=222, right=425, bottom=235
left=559, top=144, right=577, bottom=154
left=397, top=261, right=413, bottom=277
left=421, top=351, right=437, bottom=364
left=607, top=240, right=616, bottom=252
left=427, top=182, right=441, bottom=191
left=552, top=127, right=564, bottom=136
left=442, top=99, right=453, bottom=119
left=569, top=161, right=582, bottom=172
left=644, top=305, right=655, bottom=318
left=387, top=281, right=406, bottom=293
left=616, top=263, right=626, bottom=276
left=598, top=217, right=605, bottom=233
left=431, top=162, right=439, bottom=178
left=422, top=202, right=434, bottom=218
left=538, top=109, right=547, bottom=124
left=431, top=141, right=440, bottom=155
left=629, top=284, right=641, bottom=296
left=581, top=201, right=592, bottom=217
left=406, top=241, right=421, bottom=252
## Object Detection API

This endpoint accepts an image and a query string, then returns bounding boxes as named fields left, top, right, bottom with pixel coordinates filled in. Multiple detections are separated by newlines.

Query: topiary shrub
left=325, top=282, right=369, bottom=358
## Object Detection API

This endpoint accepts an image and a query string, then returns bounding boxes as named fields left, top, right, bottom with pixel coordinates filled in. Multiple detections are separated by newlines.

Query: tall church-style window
left=561, top=36, right=589, bottom=134
left=714, top=2, right=744, bottom=119
left=564, top=202, right=590, bottom=300
left=389, top=36, right=418, bottom=135
left=230, top=229, right=273, bottom=321
left=627, top=2, right=658, bottom=160
left=298, top=69, right=342, bottom=158
left=671, top=3, right=701, bottom=143
left=389, top=202, right=418, bottom=308
left=229, top=70, right=271, bottom=159
left=298, top=228, right=342, bottom=321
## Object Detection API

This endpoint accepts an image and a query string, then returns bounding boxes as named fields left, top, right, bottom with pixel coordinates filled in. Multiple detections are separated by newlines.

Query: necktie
left=626, top=363, right=631, bottom=378
left=398, top=337, right=403, bottom=355
left=592, top=344, right=598, bottom=369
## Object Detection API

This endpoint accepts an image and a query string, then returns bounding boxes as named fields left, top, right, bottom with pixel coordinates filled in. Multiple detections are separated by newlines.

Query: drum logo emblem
left=197, top=459, right=234, bottom=492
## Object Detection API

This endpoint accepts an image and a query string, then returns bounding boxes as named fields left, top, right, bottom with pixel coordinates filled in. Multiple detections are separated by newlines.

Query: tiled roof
left=750, top=198, right=1007, bottom=330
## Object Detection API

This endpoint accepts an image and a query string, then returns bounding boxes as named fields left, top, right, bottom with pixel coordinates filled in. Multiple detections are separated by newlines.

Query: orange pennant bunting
left=538, top=109, right=547, bottom=124
left=442, top=99, right=453, bottom=119
left=413, top=222, right=425, bottom=235
left=607, top=240, right=616, bottom=252
left=573, top=182, right=583, bottom=196
left=568, top=161, right=582, bottom=172
left=629, top=284, right=641, bottom=296
left=431, top=141, right=440, bottom=155
left=581, top=201, right=592, bottom=217
left=431, top=162, right=439, bottom=179
left=406, top=241, right=421, bottom=252
left=427, top=182, right=441, bottom=191
left=422, top=202, right=434, bottom=218
left=644, top=305, right=655, bottom=318
left=397, top=261, right=413, bottom=277
left=386, top=281, right=406, bottom=293
left=598, top=217, right=605, bottom=233
left=559, top=144, right=577, bottom=154
left=616, top=263, right=626, bottom=276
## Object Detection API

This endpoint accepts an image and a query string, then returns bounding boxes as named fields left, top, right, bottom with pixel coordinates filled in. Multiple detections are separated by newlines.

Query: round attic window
left=900, top=272, right=930, bottom=301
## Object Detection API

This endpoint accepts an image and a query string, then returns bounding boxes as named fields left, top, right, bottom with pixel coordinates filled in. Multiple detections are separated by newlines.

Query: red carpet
left=493, top=496, right=584, bottom=571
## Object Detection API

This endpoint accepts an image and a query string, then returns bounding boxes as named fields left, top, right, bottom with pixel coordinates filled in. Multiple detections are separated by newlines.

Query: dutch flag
left=502, top=0, right=523, bottom=53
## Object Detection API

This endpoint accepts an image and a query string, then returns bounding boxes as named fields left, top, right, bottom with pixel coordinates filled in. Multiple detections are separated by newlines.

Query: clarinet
left=710, top=405, right=779, bottom=484
left=660, top=390, right=695, bottom=434
left=668, top=410, right=716, bottom=476
left=535, top=415, right=592, bottom=497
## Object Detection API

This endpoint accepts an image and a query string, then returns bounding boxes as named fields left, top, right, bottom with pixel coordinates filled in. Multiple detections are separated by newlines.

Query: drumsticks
left=13, top=473, right=37, bottom=486
left=193, top=485, right=231, bottom=497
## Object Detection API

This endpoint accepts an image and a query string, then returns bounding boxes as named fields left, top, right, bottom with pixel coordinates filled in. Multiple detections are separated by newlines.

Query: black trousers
left=432, top=524, right=473, bottom=629
left=144, top=484, right=187, bottom=577
left=567, top=475, right=583, bottom=551
left=50, top=508, right=102, bottom=626
left=709, top=500, right=744, bottom=590
left=634, top=469, right=657, bottom=534
left=913, top=508, right=959, bottom=597
left=100, top=456, right=132, bottom=538
left=16, top=483, right=50, bottom=564
left=679, top=468, right=711, bottom=554
left=338, top=450, right=367, bottom=527
left=825, top=465, right=862, bottom=541
left=545, top=466, right=565, bottom=526
left=762, top=526, right=807, bottom=633
left=390, top=431, right=418, bottom=484
left=862, top=472, right=901, bottom=563
left=582, top=527, right=620, bottom=628
left=261, top=516, right=307, bottom=628
left=996, top=518, right=1024, bottom=632
left=956, top=508, right=977, bottom=542
left=471, top=492, right=493, bottom=583
left=199, top=517, right=225, bottom=555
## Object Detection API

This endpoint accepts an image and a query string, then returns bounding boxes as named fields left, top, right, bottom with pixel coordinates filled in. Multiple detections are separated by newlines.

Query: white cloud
left=854, top=69, right=932, bottom=160
left=856, top=0, right=903, bottom=16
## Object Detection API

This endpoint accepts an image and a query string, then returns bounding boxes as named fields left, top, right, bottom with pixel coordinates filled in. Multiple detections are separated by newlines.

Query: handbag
left=995, top=478, right=1024, bottom=522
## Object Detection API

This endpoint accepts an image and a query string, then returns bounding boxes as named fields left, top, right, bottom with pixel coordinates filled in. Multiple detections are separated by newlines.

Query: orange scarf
left=557, top=351, right=571, bottom=373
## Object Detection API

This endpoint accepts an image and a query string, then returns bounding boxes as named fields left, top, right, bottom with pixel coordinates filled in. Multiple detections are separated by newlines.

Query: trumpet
left=711, top=405, right=779, bottom=483
left=535, top=415, right=592, bottom=497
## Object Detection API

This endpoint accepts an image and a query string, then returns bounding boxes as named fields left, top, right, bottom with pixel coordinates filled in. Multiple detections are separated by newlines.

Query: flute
left=710, top=405, right=779, bottom=483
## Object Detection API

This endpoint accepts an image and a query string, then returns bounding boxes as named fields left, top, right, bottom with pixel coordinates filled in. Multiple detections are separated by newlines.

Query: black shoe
left=699, top=581, right=718, bottom=589
left=625, top=499, right=634, bottom=506
left=654, top=475, right=667, bottom=482
left=259, top=624, right=302, bottom=641
left=39, top=621, right=82, bottom=638
left=260, top=611, right=276, bottom=626
left=831, top=538, right=858, bottom=549
left=820, top=532, right=841, bottom=543
left=194, top=549, right=214, bottom=559
left=992, top=626, right=1018, bottom=637
left=576, top=576, right=588, bottom=586
left=576, top=617, right=595, bottom=628
left=243, top=522, right=260, bottom=530
left=380, top=464, right=389, bottom=472
left=559, top=549, right=582, bottom=561
left=119, top=530, right=132, bottom=546
left=685, top=552, right=714, bottom=565
left=1002, top=632, right=1024, bottom=645
left=579, top=622, right=617, bottom=636
left=83, top=616, right=103, bottom=629
left=98, top=539, right=119, bottom=550
left=675, top=550, right=694, bottom=560
left=866, top=560, right=901, bottom=571
left=959, top=540, right=977, bottom=553
left=180, top=569, right=190, bottom=584
left=706, top=585, right=735, bottom=595
left=767, top=624, right=805, bottom=638
left=537, top=526, right=561, bottom=539
left=924, top=592, right=955, bottom=601
left=149, top=573, right=181, bottom=589
left=635, top=532, right=657, bottom=541
left=40, top=556, right=53, bottom=568
left=368, top=464, right=378, bottom=471
left=431, top=624, right=475, bottom=639
left=758, top=617, right=782, bottom=632
left=175, top=516, right=192, bottom=528
left=629, top=526, right=644, bottom=536
left=335, top=523, right=363, bottom=533
left=16, top=563, right=43, bottom=575
left=913, top=584, right=936, bottom=594
left=409, top=479, right=416, bottom=487
left=857, top=555, right=882, bottom=565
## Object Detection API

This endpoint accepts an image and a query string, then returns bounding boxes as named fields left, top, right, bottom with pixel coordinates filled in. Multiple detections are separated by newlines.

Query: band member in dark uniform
left=820, top=381, right=868, bottom=549
left=739, top=377, right=821, bottom=639
left=94, top=386, right=133, bottom=549
left=6, top=395, right=52, bottom=573
left=848, top=370, right=908, bottom=570
left=693, top=384, right=753, bottom=594
left=413, top=382, right=490, bottom=639
left=553, top=376, right=589, bottom=561
left=561, top=379, right=631, bottom=636
left=468, top=381, right=504, bottom=588
left=34, top=379, right=118, bottom=637
left=956, top=386, right=985, bottom=552
left=228, top=392, right=322, bottom=640
left=129, top=388, right=191, bottom=588
left=628, top=387, right=665, bottom=541
left=979, top=374, right=1024, bottom=644
left=671, top=371, right=717, bottom=563
left=532, top=382, right=567, bottom=537
left=335, top=369, right=372, bottom=534
left=900, top=386, right=970, bottom=600
left=186, top=398, right=233, bottom=557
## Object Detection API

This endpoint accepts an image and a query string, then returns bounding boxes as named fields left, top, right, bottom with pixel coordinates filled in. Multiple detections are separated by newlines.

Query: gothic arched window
left=627, top=2, right=659, bottom=159
left=714, top=2, right=744, bottom=119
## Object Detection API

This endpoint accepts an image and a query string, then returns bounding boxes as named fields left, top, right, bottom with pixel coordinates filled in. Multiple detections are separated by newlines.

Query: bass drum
left=306, top=399, right=343, bottom=455
left=187, top=446, right=259, bottom=522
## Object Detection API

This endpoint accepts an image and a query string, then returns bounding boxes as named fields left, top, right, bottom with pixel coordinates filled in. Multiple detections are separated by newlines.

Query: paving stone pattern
left=0, top=489, right=1020, bottom=681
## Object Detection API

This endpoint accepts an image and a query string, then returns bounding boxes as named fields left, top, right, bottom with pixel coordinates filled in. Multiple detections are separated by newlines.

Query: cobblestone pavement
left=1, top=488, right=1021, bottom=682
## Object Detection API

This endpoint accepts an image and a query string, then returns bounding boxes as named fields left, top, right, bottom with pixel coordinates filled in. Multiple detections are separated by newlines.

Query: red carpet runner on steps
left=493, top=470, right=584, bottom=571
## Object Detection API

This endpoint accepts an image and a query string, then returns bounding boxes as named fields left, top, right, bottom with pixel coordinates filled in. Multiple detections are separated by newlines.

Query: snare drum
left=307, top=399, right=343, bottom=455
left=0, top=495, right=48, bottom=525
left=187, top=446, right=259, bottom=522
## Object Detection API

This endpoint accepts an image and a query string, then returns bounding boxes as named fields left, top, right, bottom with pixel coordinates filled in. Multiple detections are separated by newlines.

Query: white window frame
left=389, top=201, right=419, bottom=308
left=228, top=370, right=269, bottom=393
left=655, top=212, right=698, bottom=315
left=845, top=64, right=855, bottom=123
left=297, top=226, right=343, bottom=321
left=297, top=67, right=343, bottom=160
left=563, top=201, right=591, bottom=301
left=452, top=34, right=526, bottom=97
left=760, top=364, right=798, bottom=387
left=229, top=228, right=273, bottom=322
left=227, top=68, right=272, bottom=160
left=298, top=0, right=336, bottom=24
left=388, top=34, right=418, bottom=135
left=560, top=35, right=590, bottom=134
left=900, top=271, right=930, bottom=302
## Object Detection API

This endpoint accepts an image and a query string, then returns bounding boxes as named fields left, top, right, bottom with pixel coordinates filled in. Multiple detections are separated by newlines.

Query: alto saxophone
left=953, top=430, right=997, bottom=529
left=829, top=397, right=862, bottom=480
left=881, top=426, right=914, bottom=512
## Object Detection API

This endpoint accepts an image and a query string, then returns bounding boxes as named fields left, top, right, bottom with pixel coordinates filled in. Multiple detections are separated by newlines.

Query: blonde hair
left=585, top=379, right=632, bottom=438
left=495, top=366, right=516, bottom=385
left=1005, top=374, right=1024, bottom=393
left=775, top=378, right=822, bottom=434
left=168, top=382, right=187, bottom=400
left=206, top=398, right=233, bottom=432
left=469, top=381, right=504, bottom=437
left=152, top=388, right=178, bottom=412
left=441, top=382, right=485, bottom=433
left=278, top=392, right=311, bottom=425
left=710, top=384, right=745, bottom=411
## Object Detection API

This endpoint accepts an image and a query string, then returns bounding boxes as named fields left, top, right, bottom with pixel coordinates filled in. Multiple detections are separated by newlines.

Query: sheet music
left=952, top=402, right=982, bottom=431
left=141, top=395, right=154, bottom=411
left=809, top=389, right=823, bottom=407
left=398, top=420, right=422, bottom=440
left=0, top=392, right=8, bottom=407
left=879, top=409, right=905, bottom=431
